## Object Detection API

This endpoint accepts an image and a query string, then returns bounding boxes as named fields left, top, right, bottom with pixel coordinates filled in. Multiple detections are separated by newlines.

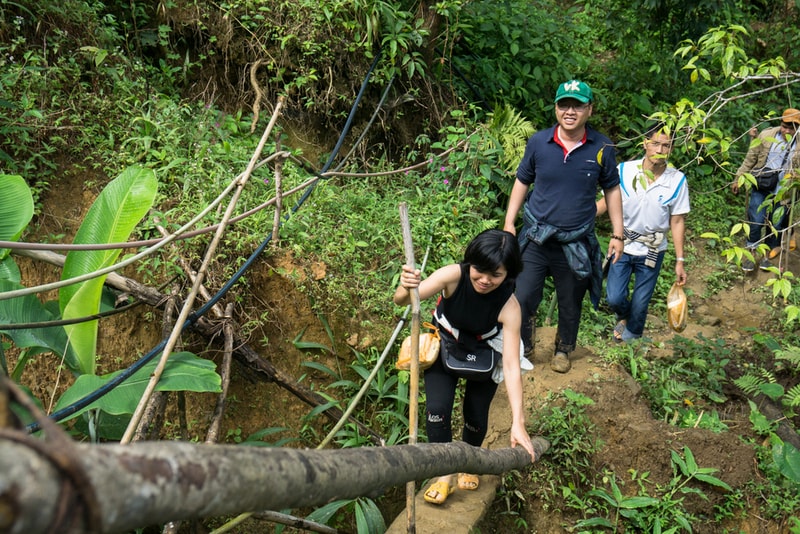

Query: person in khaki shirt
left=731, top=108, right=800, bottom=271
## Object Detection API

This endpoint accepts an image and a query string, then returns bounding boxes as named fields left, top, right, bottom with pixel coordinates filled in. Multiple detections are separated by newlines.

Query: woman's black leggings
left=423, top=356, right=499, bottom=447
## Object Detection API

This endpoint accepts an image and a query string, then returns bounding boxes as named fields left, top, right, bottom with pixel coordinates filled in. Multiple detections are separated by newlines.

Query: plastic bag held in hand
left=667, top=282, right=688, bottom=333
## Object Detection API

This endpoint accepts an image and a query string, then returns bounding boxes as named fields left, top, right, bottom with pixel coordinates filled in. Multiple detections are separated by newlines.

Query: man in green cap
left=504, top=79, right=623, bottom=373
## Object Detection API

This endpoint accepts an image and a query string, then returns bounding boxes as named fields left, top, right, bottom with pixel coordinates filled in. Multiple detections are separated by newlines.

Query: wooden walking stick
left=398, top=202, right=420, bottom=533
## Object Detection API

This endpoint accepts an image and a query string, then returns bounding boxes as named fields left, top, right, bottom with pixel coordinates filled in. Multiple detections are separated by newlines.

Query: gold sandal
left=457, top=473, right=480, bottom=491
left=423, top=480, right=454, bottom=504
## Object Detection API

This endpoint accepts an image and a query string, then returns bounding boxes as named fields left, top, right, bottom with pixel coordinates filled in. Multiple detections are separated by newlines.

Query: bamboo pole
left=271, top=133, right=284, bottom=244
left=398, top=202, right=420, bottom=534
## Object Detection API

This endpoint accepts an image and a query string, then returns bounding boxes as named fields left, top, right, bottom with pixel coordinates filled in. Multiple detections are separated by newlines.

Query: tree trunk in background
left=418, top=0, right=443, bottom=68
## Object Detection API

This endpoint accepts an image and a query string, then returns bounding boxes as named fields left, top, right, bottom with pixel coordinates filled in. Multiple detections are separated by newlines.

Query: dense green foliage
left=3, top=0, right=800, bottom=531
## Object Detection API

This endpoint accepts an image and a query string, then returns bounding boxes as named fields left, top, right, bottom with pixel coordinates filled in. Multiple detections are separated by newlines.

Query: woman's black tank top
left=435, top=263, right=513, bottom=337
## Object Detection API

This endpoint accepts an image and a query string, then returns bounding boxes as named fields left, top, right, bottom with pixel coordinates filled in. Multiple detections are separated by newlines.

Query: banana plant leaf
left=0, top=256, right=21, bottom=283
left=0, top=279, right=79, bottom=372
left=53, top=351, right=222, bottom=423
left=0, top=174, right=34, bottom=263
left=59, top=165, right=157, bottom=375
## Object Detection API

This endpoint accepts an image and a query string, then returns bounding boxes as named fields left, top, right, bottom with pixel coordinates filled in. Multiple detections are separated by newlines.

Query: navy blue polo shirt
left=516, top=124, right=619, bottom=231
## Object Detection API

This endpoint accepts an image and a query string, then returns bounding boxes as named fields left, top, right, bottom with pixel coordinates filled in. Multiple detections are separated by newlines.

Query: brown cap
left=782, top=108, right=800, bottom=124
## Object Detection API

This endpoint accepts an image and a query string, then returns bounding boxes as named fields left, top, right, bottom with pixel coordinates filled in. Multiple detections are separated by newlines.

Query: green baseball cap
left=554, top=80, right=593, bottom=104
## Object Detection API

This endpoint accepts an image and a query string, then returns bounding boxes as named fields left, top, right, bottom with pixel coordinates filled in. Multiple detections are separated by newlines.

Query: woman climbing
left=393, top=229, right=536, bottom=505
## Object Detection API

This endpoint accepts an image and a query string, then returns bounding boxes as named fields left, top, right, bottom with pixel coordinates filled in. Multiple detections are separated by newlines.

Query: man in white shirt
left=597, top=125, right=690, bottom=342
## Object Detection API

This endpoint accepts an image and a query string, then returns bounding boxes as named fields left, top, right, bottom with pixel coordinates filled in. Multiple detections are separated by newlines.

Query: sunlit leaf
left=0, top=175, right=34, bottom=262
left=60, top=166, right=157, bottom=375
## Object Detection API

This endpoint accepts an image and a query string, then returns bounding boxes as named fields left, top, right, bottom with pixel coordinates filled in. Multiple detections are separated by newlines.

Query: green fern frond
left=733, top=372, right=769, bottom=396
left=776, top=345, right=800, bottom=372
left=785, top=384, right=800, bottom=408
left=758, top=367, right=778, bottom=383
left=734, top=369, right=784, bottom=401
left=484, top=104, right=535, bottom=174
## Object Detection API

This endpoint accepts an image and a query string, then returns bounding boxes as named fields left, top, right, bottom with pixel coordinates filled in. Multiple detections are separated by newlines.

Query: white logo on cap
left=564, top=81, right=580, bottom=92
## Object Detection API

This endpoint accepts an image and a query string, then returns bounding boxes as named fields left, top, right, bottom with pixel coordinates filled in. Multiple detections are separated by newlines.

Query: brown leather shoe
left=550, top=352, right=571, bottom=373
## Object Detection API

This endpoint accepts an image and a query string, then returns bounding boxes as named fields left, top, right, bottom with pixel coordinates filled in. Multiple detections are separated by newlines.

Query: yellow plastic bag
left=667, top=282, right=688, bottom=333
left=396, top=323, right=440, bottom=371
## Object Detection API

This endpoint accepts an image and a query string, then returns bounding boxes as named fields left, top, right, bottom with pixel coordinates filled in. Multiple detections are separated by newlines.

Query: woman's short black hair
left=463, top=229, right=523, bottom=279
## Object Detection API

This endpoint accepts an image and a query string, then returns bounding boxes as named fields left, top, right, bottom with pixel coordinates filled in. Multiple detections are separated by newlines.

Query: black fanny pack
left=755, top=146, right=790, bottom=192
left=755, top=169, right=781, bottom=192
left=438, top=328, right=499, bottom=381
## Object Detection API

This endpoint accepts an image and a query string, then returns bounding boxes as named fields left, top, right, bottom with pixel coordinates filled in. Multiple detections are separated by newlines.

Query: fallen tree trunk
left=12, top=249, right=383, bottom=444
left=0, top=432, right=549, bottom=533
